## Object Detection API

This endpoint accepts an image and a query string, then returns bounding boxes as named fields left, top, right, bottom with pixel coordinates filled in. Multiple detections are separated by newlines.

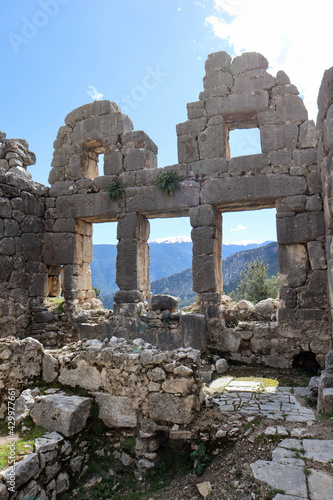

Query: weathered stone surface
left=2, top=453, right=39, bottom=488
left=198, top=124, right=225, bottom=159
left=307, top=241, right=326, bottom=269
left=276, top=95, right=308, bottom=122
left=230, top=52, right=268, bottom=76
left=299, top=270, right=329, bottom=308
left=204, top=69, right=233, bottom=89
left=232, top=69, right=275, bottom=93
left=205, top=51, right=231, bottom=72
left=215, top=358, right=228, bottom=374
left=260, top=124, right=299, bottom=152
left=15, top=388, right=40, bottom=424
left=34, top=431, right=64, bottom=453
left=192, top=255, right=221, bottom=293
left=31, top=394, right=92, bottom=437
left=94, top=393, right=137, bottom=427
left=148, top=393, right=195, bottom=424
left=181, top=314, right=207, bottom=351
left=162, top=377, right=194, bottom=395
left=278, top=244, right=308, bottom=287
left=229, top=153, right=269, bottom=176
left=299, top=120, right=317, bottom=148
left=149, top=294, right=179, bottom=312
left=0, top=484, right=8, bottom=500
left=201, top=174, right=307, bottom=208
left=205, top=91, right=268, bottom=117
left=277, top=212, right=325, bottom=244
left=250, top=460, right=307, bottom=497
left=59, top=358, right=102, bottom=391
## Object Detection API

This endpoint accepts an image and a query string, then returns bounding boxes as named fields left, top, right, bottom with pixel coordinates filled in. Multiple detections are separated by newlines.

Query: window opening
left=228, top=127, right=262, bottom=158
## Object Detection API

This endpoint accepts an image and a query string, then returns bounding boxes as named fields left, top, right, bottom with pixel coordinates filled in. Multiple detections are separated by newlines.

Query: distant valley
left=91, top=240, right=278, bottom=308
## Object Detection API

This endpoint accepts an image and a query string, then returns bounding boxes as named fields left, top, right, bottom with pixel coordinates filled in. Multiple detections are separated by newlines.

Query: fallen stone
left=15, top=388, right=40, bottom=424
left=215, top=358, right=228, bottom=374
left=1, top=453, right=39, bottom=488
left=34, top=431, right=64, bottom=453
left=31, top=394, right=92, bottom=437
left=197, top=481, right=212, bottom=498
left=0, top=484, right=8, bottom=500
left=302, top=439, right=333, bottom=462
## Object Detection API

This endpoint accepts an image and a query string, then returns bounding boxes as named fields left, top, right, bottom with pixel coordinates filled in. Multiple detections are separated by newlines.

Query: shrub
left=154, top=170, right=180, bottom=195
left=106, top=179, right=124, bottom=201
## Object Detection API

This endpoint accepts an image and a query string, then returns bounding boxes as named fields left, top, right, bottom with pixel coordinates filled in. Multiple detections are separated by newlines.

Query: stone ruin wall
left=1, top=51, right=333, bottom=368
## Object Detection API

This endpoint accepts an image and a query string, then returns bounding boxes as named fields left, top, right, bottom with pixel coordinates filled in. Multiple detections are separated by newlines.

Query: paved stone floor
left=208, top=380, right=332, bottom=499
left=212, top=387, right=315, bottom=422
left=251, top=438, right=333, bottom=500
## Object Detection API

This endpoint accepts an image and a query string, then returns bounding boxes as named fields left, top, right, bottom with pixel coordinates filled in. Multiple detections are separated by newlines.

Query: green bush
left=106, top=180, right=125, bottom=201
left=154, top=170, right=180, bottom=195
left=233, top=258, right=279, bottom=304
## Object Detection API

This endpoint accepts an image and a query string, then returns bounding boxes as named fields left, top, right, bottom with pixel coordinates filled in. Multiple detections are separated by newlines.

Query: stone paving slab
left=307, top=469, right=333, bottom=500
left=251, top=460, right=308, bottom=498
left=251, top=438, right=333, bottom=500
left=213, top=390, right=315, bottom=422
left=302, top=439, right=333, bottom=463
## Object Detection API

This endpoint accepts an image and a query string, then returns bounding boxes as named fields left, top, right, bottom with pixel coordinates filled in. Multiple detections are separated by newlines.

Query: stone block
left=277, top=212, right=325, bottom=244
left=0, top=256, right=12, bottom=281
left=94, top=393, right=137, bottom=427
left=57, top=191, right=121, bottom=220
left=292, top=148, right=317, bottom=166
left=176, top=118, right=207, bottom=136
left=162, top=377, right=194, bottom=395
left=191, top=226, right=217, bottom=255
left=219, top=329, right=241, bottom=352
left=279, top=287, right=297, bottom=308
left=43, top=233, right=77, bottom=266
left=324, top=103, right=333, bottom=151
left=278, top=244, right=308, bottom=287
left=177, top=134, right=199, bottom=163
left=276, top=95, right=308, bottom=122
left=201, top=174, right=307, bottom=208
left=122, top=130, right=158, bottom=154
left=203, top=69, right=233, bottom=89
left=0, top=237, right=15, bottom=256
left=126, top=183, right=200, bottom=215
left=1, top=453, right=39, bottom=489
left=116, top=239, right=142, bottom=290
left=124, top=147, right=156, bottom=171
left=104, top=148, right=123, bottom=175
left=148, top=393, right=195, bottom=424
left=21, top=192, right=44, bottom=217
left=205, top=51, right=231, bottom=72
left=260, top=124, right=299, bottom=152
left=192, top=254, right=221, bottom=293
left=72, top=113, right=132, bottom=144
left=230, top=52, right=268, bottom=76
left=43, top=353, right=58, bottom=383
left=0, top=198, right=12, bottom=218
left=307, top=241, right=327, bottom=270
left=198, top=123, right=226, bottom=159
left=149, top=295, right=179, bottom=312
left=113, top=290, right=144, bottom=303
left=20, top=215, right=43, bottom=233
left=299, top=120, right=317, bottom=148
left=190, top=158, right=228, bottom=177
left=190, top=204, right=218, bottom=227
left=29, top=273, right=48, bottom=297
left=59, top=358, right=101, bottom=391
left=181, top=313, right=207, bottom=351
left=228, top=153, right=268, bottom=176
left=299, top=270, right=329, bottom=308
left=271, top=84, right=299, bottom=97
left=205, top=91, right=269, bottom=118
left=232, top=69, right=275, bottom=93
left=21, top=233, right=43, bottom=260
left=31, top=394, right=92, bottom=437
left=117, top=212, right=149, bottom=240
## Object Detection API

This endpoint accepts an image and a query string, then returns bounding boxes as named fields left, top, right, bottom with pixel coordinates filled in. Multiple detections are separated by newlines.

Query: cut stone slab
left=302, top=439, right=333, bottom=463
left=225, top=380, right=264, bottom=392
left=209, top=377, right=233, bottom=392
left=273, top=496, right=306, bottom=500
left=250, top=460, right=307, bottom=498
left=197, top=481, right=212, bottom=498
left=307, top=468, right=333, bottom=500
left=94, top=393, right=137, bottom=428
left=31, top=394, right=92, bottom=437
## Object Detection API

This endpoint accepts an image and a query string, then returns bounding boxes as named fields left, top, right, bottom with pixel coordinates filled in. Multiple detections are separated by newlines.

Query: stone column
left=114, top=212, right=150, bottom=316
left=190, top=204, right=223, bottom=335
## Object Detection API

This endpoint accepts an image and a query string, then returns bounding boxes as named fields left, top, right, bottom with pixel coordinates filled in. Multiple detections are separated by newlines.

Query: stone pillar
left=114, top=212, right=150, bottom=316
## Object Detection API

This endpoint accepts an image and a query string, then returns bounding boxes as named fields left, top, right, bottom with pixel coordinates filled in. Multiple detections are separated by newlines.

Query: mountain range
left=91, top=240, right=278, bottom=308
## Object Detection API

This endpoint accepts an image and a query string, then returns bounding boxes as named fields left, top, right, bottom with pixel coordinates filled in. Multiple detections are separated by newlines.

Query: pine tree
left=234, top=258, right=279, bottom=304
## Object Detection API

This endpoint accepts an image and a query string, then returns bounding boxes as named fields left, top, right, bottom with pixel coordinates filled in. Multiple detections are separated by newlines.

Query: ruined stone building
left=1, top=50, right=333, bottom=369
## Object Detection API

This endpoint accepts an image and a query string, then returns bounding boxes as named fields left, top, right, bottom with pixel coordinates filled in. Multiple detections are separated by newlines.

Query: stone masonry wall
left=0, top=134, right=49, bottom=339
left=0, top=336, right=201, bottom=498
left=1, top=51, right=333, bottom=368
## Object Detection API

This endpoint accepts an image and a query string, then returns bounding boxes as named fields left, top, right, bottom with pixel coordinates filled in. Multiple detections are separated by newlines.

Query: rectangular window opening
left=228, top=127, right=262, bottom=159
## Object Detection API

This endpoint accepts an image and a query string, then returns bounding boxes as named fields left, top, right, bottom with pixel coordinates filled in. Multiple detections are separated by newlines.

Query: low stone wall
left=0, top=336, right=201, bottom=498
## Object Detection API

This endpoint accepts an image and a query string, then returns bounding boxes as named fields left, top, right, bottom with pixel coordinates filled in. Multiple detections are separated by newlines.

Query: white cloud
left=178, top=7, right=182, bottom=11
left=205, top=0, right=333, bottom=119
left=230, top=224, right=247, bottom=232
left=87, top=86, right=103, bottom=101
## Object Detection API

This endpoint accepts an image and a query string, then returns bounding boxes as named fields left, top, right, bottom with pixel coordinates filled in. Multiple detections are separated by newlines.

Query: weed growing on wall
left=106, top=180, right=125, bottom=201
left=154, top=170, right=180, bottom=195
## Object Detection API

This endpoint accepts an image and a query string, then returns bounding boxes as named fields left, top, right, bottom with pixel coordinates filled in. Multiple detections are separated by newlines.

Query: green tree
left=92, top=286, right=101, bottom=298
left=234, top=258, right=279, bottom=304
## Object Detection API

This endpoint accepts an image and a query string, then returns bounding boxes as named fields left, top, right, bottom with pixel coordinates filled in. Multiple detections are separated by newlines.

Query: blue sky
left=1, top=0, right=332, bottom=245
